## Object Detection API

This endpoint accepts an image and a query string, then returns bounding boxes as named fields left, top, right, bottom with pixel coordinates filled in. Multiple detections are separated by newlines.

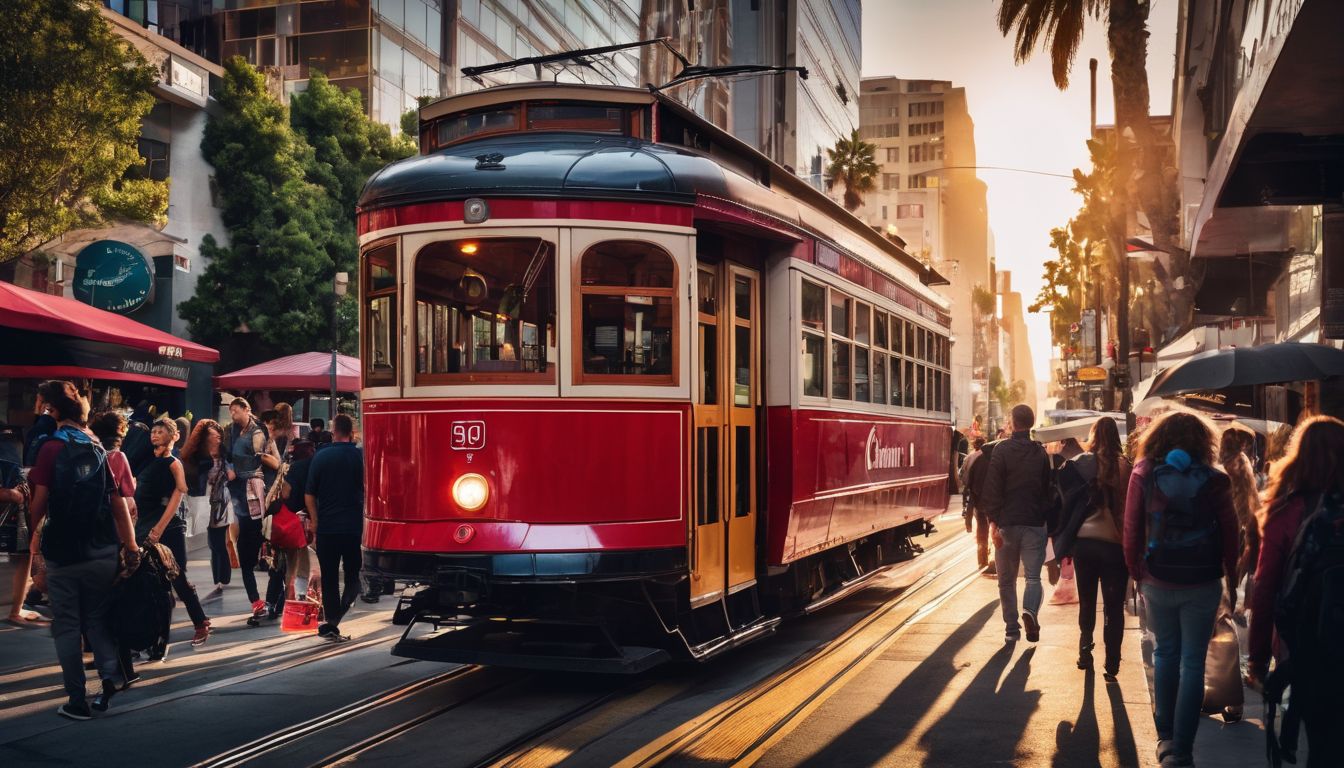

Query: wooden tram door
left=691, top=261, right=760, bottom=606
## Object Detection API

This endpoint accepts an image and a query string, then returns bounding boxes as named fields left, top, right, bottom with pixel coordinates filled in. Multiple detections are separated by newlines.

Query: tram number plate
left=450, top=420, right=486, bottom=451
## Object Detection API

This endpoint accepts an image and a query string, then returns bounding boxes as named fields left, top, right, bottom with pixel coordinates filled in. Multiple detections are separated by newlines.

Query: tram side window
left=830, top=292, right=851, bottom=400
left=578, top=241, right=676, bottom=383
left=800, top=279, right=826, bottom=397
left=853, top=302, right=870, bottom=402
left=362, top=242, right=397, bottom=386
left=872, top=312, right=887, bottom=405
left=413, top=238, right=556, bottom=383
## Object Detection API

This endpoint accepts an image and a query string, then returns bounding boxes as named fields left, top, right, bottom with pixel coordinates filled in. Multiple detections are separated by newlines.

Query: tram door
left=691, top=261, right=760, bottom=606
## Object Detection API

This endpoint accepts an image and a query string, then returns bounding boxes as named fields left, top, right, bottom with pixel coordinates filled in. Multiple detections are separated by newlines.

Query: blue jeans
left=1142, top=580, right=1221, bottom=760
left=995, top=524, right=1047, bottom=634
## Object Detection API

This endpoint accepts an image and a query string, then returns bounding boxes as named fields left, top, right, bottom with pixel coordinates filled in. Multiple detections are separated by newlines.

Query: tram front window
left=413, top=237, right=555, bottom=383
left=577, top=241, right=677, bottom=384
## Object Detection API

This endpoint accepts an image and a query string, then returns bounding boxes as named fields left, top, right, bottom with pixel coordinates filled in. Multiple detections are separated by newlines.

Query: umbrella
left=1147, top=342, right=1344, bottom=398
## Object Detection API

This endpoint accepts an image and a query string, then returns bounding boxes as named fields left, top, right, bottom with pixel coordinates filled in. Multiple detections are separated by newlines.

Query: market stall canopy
left=1034, top=414, right=1126, bottom=445
left=215, top=352, right=360, bottom=392
left=1147, top=343, right=1344, bottom=398
left=0, top=280, right=217, bottom=387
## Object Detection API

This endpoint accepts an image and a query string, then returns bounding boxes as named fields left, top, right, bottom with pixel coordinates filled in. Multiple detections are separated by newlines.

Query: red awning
left=0, top=365, right=188, bottom=389
left=215, top=352, right=360, bottom=392
left=0, top=281, right=218, bottom=363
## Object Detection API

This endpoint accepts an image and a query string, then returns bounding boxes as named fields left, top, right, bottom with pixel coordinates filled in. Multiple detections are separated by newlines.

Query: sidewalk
left=758, top=567, right=1269, bottom=767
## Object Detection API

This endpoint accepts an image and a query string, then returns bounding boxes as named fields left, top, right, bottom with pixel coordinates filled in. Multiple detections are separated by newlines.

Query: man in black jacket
left=980, top=404, right=1052, bottom=643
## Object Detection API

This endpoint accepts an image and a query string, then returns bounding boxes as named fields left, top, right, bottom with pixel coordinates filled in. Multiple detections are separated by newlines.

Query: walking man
left=304, top=414, right=364, bottom=641
left=980, top=404, right=1052, bottom=643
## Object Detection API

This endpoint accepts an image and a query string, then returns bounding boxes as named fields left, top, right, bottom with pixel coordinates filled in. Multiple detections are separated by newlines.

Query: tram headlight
left=451, top=473, right=490, bottom=512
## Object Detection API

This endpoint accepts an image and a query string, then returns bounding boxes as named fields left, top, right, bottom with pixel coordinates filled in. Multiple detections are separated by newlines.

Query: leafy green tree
left=825, top=130, right=879, bottom=211
left=179, top=59, right=347, bottom=354
left=180, top=61, right=415, bottom=355
left=0, top=0, right=168, bottom=262
left=290, top=72, right=416, bottom=214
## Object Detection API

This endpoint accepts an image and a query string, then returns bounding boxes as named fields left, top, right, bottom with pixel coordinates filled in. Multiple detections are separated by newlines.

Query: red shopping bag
left=269, top=503, right=308, bottom=551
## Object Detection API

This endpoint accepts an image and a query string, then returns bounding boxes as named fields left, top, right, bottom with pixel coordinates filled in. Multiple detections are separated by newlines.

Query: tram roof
left=359, top=82, right=950, bottom=301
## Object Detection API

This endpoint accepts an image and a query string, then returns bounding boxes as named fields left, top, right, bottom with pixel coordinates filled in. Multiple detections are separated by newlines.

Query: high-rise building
left=857, top=76, right=990, bottom=428
left=135, top=1, right=858, bottom=184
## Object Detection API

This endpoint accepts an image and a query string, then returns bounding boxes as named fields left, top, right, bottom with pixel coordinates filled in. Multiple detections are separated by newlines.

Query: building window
left=882, top=173, right=900, bottom=191
left=886, top=147, right=899, bottom=163
left=413, top=237, right=556, bottom=383
left=135, top=138, right=170, bottom=182
left=896, top=204, right=924, bottom=219
left=577, top=240, right=676, bottom=383
left=362, top=241, right=398, bottom=386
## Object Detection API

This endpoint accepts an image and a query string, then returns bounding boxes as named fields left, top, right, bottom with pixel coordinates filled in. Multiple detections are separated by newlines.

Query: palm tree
left=824, top=130, right=879, bottom=212
left=997, top=0, right=1185, bottom=406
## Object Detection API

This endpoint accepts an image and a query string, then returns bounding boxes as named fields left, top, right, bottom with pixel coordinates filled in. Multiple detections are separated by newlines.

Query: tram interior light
left=452, top=473, right=490, bottom=512
left=460, top=242, right=478, bottom=255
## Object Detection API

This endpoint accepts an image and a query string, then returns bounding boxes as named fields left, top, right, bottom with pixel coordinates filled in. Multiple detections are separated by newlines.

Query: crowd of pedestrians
left=975, top=403, right=1344, bottom=768
left=1, top=381, right=368, bottom=722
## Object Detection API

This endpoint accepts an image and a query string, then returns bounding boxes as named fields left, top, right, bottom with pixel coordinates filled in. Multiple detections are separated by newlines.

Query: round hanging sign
left=73, top=240, right=153, bottom=314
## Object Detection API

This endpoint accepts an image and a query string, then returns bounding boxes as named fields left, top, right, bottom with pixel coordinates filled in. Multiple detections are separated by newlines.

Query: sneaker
left=984, top=563, right=997, bottom=577
left=191, top=623, right=210, bottom=647
left=1077, top=645, right=1094, bottom=670
left=91, top=680, right=117, bottom=712
left=251, top=599, right=267, bottom=620
left=1005, top=631, right=1021, bottom=643
left=1022, top=611, right=1040, bottom=643
left=317, top=623, right=349, bottom=642
left=147, top=643, right=169, bottom=663
left=120, top=674, right=141, bottom=690
left=57, top=701, right=92, bottom=721
left=1103, top=660, right=1120, bottom=681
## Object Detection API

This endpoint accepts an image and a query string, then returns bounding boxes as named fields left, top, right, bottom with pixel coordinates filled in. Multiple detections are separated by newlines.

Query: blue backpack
left=1144, top=452, right=1223, bottom=584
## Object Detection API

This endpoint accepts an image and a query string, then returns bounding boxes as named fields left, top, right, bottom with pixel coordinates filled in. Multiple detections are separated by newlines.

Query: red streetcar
left=357, top=83, right=955, bottom=672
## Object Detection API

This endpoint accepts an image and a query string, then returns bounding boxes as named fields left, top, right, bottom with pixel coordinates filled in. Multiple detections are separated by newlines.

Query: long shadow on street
left=796, top=600, right=997, bottom=767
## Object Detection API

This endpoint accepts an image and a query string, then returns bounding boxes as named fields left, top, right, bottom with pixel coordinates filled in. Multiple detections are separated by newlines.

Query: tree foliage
left=997, top=0, right=1189, bottom=339
left=0, top=0, right=168, bottom=262
left=178, top=60, right=414, bottom=355
left=825, top=130, right=879, bottom=212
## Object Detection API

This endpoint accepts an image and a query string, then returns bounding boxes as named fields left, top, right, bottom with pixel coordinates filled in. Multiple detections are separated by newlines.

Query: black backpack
left=39, top=427, right=115, bottom=565
left=1275, top=492, right=1344, bottom=694
left=112, top=547, right=176, bottom=652
left=1143, top=462, right=1223, bottom=584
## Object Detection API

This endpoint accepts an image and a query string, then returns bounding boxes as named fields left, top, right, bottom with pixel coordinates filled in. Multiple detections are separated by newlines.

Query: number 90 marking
left=450, top=420, right=485, bottom=451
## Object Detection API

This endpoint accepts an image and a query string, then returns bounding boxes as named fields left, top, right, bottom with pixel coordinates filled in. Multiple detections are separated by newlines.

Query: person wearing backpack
left=1246, top=416, right=1344, bottom=768
left=980, top=404, right=1053, bottom=643
left=1054, top=418, right=1131, bottom=679
left=26, top=381, right=141, bottom=721
left=225, top=398, right=280, bottom=625
left=1123, top=411, right=1238, bottom=768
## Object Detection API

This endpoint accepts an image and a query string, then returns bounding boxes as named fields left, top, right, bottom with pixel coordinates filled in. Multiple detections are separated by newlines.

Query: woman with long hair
left=1057, top=417, right=1131, bottom=678
left=1217, top=426, right=1261, bottom=604
left=1123, top=411, right=1238, bottom=768
left=135, top=419, right=210, bottom=656
left=181, top=420, right=233, bottom=600
left=1246, top=416, right=1344, bottom=767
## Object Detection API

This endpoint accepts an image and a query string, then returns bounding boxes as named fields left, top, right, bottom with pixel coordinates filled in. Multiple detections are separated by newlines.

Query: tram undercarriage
left=380, top=519, right=934, bottom=674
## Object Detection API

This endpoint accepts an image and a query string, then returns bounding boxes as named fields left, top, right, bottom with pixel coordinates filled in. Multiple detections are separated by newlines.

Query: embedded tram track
left=183, top=527, right=974, bottom=768
left=482, top=530, right=978, bottom=768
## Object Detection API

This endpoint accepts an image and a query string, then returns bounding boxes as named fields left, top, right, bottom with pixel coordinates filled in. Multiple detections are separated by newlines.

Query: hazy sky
left=861, top=0, right=1178, bottom=384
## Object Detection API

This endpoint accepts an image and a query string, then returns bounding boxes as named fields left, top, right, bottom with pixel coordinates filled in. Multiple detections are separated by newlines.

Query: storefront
left=0, top=281, right=218, bottom=428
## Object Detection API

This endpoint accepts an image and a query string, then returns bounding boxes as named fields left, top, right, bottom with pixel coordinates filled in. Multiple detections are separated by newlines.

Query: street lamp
left=331, top=271, right=349, bottom=420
